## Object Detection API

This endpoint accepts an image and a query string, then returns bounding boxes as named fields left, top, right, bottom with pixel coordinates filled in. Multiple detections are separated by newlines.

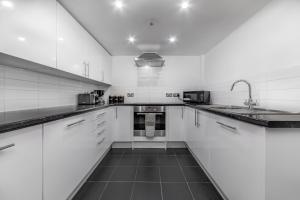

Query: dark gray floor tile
left=189, top=182, right=223, bottom=200
left=162, top=183, right=193, bottom=200
left=100, top=182, right=133, bottom=200
left=138, top=155, right=159, bottom=166
left=119, top=155, right=140, bottom=166
left=132, top=182, right=162, bottom=200
left=135, top=167, right=160, bottom=182
left=110, top=166, right=137, bottom=181
left=183, top=166, right=210, bottom=182
left=160, top=166, right=185, bottom=182
left=88, top=167, right=115, bottom=181
left=99, top=155, right=122, bottom=166
left=107, top=148, right=125, bottom=155
left=158, top=155, right=178, bottom=166
left=177, top=155, right=199, bottom=166
left=174, top=148, right=191, bottom=155
left=73, top=182, right=106, bottom=200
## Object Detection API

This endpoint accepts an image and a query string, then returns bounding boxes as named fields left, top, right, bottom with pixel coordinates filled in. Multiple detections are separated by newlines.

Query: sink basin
left=208, top=106, right=285, bottom=115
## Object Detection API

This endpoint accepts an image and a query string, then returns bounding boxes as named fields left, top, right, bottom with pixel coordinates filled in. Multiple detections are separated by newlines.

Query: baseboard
left=112, top=141, right=186, bottom=149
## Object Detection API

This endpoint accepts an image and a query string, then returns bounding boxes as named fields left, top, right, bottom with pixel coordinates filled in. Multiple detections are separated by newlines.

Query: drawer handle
left=97, top=137, right=106, bottom=145
left=0, top=144, right=15, bottom=151
left=97, top=129, right=106, bottom=136
left=67, top=119, right=85, bottom=128
left=96, top=112, right=106, bottom=119
left=97, top=121, right=106, bottom=127
left=216, top=121, right=237, bottom=131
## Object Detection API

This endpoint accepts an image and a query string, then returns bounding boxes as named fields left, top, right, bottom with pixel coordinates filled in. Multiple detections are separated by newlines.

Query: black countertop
left=1, top=103, right=300, bottom=134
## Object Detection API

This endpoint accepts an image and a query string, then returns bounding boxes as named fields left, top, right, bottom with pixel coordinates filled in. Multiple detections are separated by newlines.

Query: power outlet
left=127, top=93, right=134, bottom=97
left=166, top=93, right=173, bottom=97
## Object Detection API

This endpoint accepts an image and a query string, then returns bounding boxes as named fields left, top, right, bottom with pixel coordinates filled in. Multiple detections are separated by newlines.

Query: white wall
left=0, top=65, right=108, bottom=112
left=111, top=56, right=203, bottom=103
left=204, top=0, right=300, bottom=112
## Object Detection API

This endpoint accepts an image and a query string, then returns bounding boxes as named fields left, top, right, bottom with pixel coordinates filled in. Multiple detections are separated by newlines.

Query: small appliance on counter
left=78, top=90, right=106, bottom=105
left=109, top=95, right=125, bottom=104
left=78, top=93, right=97, bottom=105
left=183, top=91, right=211, bottom=105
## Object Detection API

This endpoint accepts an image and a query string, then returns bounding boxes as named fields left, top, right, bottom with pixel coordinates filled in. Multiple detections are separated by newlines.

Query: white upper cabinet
left=57, top=2, right=112, bottom=83
left=57, top=3, right=87, bottom=77
left=0, top=0, right=56, bottom=67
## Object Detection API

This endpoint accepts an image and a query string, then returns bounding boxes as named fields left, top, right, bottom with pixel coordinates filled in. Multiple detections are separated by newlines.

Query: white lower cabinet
left=0, top=125, right=43, bottom=200
left=112, top=106, right=133, bottom=141
left=43, top=108, right=113, bottom=200
left=186, top=109, right=266, bottom=200
left=167, top=106, right=184, bottom=141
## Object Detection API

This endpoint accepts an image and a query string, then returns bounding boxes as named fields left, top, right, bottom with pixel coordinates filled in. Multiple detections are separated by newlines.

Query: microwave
left=183, top=91, right=211, bottom=105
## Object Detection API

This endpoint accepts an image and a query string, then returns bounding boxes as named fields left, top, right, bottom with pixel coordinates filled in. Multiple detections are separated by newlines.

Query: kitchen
left=0, top=0, right=300, bottom=200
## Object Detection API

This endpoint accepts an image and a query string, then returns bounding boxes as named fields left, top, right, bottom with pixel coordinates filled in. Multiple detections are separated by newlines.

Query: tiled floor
left=73, top=148, right=223, bottom=200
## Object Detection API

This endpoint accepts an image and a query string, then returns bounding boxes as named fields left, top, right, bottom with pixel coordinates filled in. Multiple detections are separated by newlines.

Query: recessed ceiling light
left=1, top=0, right=14, bottom=8
left=128, top=36, right=136, bottom=44
left=180, top=1, right=191, bottom=11
left=58, top=37, right=64, bottom=41
left=113, top=0, right=124, bottom=10
left=17, top=36, right=26, bottom=42
left=168, top=36, right=177, bottom=43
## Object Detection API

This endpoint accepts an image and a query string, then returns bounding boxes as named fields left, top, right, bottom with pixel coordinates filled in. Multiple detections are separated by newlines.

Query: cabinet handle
left=194, top=110, right=197, bottom=126
left=97, top=129, right=106, bottom=136
left=67, top=119, right=85, bottom=128
left=0, top=143, right=15, bottom=151
left=97, top=121, right=106, bottom=127
left=181, top=107, right=184, bottom=119
left=97, top=112, right=106, bottom=119
left=216, top=121, right=237, bottom=131
left=115, top=107, right=118, bottom=119
left=87, top=63, right=90, bottom=78
left=197, top=111, right=200, bottom=127
left=97, top=137, right=106, bottom=145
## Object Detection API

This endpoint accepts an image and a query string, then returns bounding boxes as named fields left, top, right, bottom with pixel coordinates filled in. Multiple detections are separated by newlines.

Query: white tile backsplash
left=0, top=65, right=109, bottom=112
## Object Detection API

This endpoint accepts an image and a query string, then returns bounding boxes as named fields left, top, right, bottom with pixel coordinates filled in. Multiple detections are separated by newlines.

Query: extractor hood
left=134, top=52, right=165, bottom=67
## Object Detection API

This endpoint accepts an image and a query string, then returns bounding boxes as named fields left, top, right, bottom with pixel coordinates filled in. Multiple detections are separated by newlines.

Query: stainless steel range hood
left=134, top=52, right=165, bottom=67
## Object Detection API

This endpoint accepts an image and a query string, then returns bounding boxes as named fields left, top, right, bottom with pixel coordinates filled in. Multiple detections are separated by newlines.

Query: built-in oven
left=134, top=106, right=166, bottom=137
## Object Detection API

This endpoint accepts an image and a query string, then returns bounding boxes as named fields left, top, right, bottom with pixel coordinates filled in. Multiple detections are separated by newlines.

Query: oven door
left=134, top=112, right=165, bottom=137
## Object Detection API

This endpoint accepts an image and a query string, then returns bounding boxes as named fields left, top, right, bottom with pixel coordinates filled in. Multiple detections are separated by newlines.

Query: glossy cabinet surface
left=0, top=125, right=43, bottom=200
left=167, top=106, right=184, bottom=141
left=0, top=0, right=56, bottom=67
left=43, top=108, right=113, bottom=200
left=113, top=106, right=133, bottom=141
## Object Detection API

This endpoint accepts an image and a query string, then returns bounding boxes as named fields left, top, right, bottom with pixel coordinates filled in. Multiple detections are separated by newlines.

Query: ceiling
left=59, top=0, right=271, bottom=56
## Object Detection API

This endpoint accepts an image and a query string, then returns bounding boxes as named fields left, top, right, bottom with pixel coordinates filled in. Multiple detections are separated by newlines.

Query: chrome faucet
left=230, top=80, right=257, bottom=110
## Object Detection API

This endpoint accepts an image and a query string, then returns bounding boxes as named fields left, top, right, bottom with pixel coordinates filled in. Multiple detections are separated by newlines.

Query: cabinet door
left=167, top=106, right=184, bottom=141
left=44, top=115, right=91, bottom=200
left=193, top=111, right=212, bottom=170
left=210, top=116, right=265, bottom=200
left=86, top=38, right=103, bottom=81
left=184, top=107, right=197, bottom=150
left=0, top=125, right=43, bottom=200
left=0, top=0, right=56, bottom=67
left=113, top=106, right=133, bottom=142
left=57, top=3, right=86, bottom=76
left=102, top=48, right=112, bottom=84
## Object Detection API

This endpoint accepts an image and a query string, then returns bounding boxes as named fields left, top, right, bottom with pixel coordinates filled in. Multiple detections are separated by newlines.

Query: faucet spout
left=230, top=79, right=256, bottom=110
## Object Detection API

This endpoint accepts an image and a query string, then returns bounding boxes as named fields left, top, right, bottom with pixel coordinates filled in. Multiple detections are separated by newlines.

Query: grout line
left=175, top=154, right=196, bottom=200
left=158, top=166, right=164, bottom=200
left=97, top=151, right=125, bottom=200
left=129, top=156, right=140, bottom=200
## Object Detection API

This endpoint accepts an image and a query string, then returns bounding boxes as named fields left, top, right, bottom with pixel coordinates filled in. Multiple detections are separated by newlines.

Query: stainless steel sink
left=208, top=106, right=286, bottom=115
